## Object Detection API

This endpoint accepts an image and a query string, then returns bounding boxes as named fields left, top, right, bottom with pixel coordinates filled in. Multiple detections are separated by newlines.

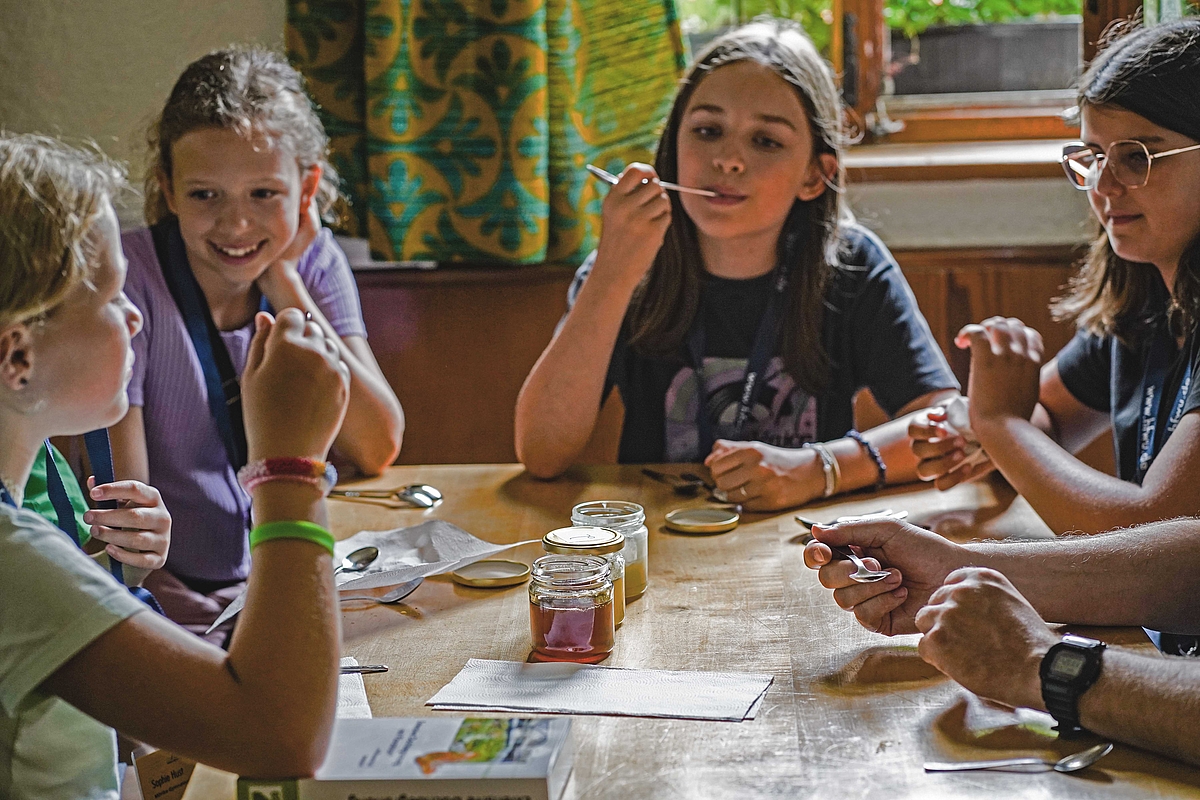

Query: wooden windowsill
left=845, top=138, right=1071, bottom=183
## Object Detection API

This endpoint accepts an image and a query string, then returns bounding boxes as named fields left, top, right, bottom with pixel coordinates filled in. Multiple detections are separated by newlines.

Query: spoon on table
left=334, top=546, right=379, bottom=576
left=330, top=484, right=444, bottom=509
left=340, top=578, right=423, bottom=605
left=924, top=742, right=1114, bottom=773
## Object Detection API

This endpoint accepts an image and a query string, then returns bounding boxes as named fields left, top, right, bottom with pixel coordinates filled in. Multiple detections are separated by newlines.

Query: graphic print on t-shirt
left=664, top=356, right=818, bottom=461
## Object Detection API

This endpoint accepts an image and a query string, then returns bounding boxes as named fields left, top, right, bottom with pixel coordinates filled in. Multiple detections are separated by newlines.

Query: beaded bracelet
left=803, top=441, right=842, bottom=498
left=237, top=457, right=338, bottom=496
left=846, top=429, right=887, bottom=492
left=249, top=520, right=336, bottom=556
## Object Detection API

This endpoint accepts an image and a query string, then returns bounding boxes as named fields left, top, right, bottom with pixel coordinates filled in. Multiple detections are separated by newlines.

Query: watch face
left=1050, top=650, right=1089, bottom=680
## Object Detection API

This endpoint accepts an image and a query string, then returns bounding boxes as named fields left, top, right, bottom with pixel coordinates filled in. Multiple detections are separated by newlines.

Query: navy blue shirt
left=1056, top=278, right=1200, bottom=483
left=567, top=225, right=959, bottom=463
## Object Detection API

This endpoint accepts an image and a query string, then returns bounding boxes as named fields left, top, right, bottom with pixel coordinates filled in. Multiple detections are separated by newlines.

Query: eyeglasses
left=1061, top=139, right=1200, bottom=190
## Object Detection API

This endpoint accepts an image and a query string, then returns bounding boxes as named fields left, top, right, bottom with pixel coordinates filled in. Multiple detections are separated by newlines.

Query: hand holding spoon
left=586, top=164, right=718, bottom=198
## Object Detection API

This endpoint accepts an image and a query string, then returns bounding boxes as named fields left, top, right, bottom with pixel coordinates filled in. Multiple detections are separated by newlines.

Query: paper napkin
left=338, top=657, right=372, bottom=719
left=427, top=658, right=772, bottom=722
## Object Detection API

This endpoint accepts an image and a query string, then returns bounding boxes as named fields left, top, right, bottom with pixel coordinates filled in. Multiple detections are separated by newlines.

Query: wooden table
left=186, top=465, right=1200, bottom=799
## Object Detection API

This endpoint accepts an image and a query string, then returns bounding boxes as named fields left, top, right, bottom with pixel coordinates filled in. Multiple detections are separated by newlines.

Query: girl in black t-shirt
left=912, top=20, right=1200, bottom=536
left=516, top=19, right=959, bottom=510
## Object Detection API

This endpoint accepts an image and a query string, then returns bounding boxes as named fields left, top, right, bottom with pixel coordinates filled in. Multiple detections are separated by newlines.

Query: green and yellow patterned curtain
left=287, top=0, right=686, bottom=265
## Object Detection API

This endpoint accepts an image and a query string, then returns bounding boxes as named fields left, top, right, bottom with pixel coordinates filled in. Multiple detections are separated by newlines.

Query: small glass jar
left=528, top=555, right=615, bottom=664
left=542, top=526, right=626, bottom=626
left=571, top=501, right=649, bottom=599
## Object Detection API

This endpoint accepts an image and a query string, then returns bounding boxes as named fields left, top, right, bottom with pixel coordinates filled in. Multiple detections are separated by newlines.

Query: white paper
left=427, top=659, right=772, bottom=722
left=940, top=396, right=990, bottom=472
left=207, top=521, right=537, bottom=633
left=338, top=657, right=372, bottom=719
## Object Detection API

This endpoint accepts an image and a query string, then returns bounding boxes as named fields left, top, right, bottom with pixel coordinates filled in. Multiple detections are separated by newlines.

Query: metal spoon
left=340, top=578, right=423, bottom=605
left=334, top=546, right=379, bottom=575
left=586, top=163, right=718, bottom=197
left=827, top=545, right=891, bottom=583
left=330, top=483, right=443, bottom=508
left=925, top=742, right=1114, bottom=773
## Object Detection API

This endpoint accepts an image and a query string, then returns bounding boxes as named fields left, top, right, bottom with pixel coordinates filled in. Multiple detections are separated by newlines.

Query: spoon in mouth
left=334, top=546, right=379, bottom=576
left=586, top=164, right=719, bottom=198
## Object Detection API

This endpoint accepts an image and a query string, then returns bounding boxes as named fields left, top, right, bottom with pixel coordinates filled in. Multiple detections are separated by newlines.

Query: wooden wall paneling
left=355, top=266, right=573, bottom=465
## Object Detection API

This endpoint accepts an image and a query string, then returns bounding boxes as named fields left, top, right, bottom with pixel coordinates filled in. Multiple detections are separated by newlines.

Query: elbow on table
left=516, top=438, right=573, bottom=480
left=350, top=415, right=405, bottom=476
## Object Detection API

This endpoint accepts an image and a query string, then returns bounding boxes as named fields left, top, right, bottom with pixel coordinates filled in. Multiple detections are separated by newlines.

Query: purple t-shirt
left=123, top=226, right=367, bottom=582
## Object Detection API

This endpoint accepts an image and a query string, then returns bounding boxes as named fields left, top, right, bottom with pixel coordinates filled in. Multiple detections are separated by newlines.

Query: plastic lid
left=450, top=559, right=531, bottom=588
left=664, top=507, right=740, bottom=534
left=542, top=526, right=625, bottom=555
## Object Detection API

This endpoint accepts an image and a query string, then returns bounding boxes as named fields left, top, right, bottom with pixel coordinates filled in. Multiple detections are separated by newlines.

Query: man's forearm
left=966, top=517, right=1200, bottom=632
left=1079, top=648, right=1200, bottom=766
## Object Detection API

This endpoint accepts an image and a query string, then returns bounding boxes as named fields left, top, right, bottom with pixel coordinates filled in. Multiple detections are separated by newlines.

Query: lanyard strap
left=687, top=266, right=790, bottom=456
left=1137, top=329, right=1194, bottom=481
left=150, top=219, right=269, bottom=473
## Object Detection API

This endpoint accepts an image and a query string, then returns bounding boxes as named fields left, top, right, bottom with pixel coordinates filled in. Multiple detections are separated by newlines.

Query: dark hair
left=625, top=17, right=847, bottom=395
left=1053, top=19, right=1200, bottom=341
left=144, top=46, right=341, bottom=225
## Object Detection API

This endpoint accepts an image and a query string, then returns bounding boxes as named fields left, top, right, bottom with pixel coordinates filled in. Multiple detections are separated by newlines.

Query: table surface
left=184, top=465, right=1200, bottom=799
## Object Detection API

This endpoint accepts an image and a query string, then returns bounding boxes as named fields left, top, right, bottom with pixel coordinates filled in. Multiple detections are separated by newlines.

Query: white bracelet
left=803, top=442, right=841, bottom=498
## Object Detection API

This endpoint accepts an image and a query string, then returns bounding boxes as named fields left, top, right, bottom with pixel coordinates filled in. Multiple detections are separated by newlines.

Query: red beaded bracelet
left=236, top=457, right=338, bottom=496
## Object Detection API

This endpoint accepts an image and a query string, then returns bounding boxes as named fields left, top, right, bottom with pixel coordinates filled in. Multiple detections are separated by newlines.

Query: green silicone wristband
left=249, top=520, right=336, bottom=556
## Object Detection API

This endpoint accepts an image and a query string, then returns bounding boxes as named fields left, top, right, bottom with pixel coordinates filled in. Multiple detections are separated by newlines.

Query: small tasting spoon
left=586, top=164, right=719, bottom=198
left=334, top=546, right=379, bottom=576
left=925, top=742, right=1114, bottom=773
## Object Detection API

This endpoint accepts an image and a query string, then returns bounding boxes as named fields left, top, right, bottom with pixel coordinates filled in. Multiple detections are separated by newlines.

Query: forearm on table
left=1077, top=649, right=1200, bottom=766
left=515, top=275, right=636, bottom=478
left=965, top=517, right=1200, bottom=631
left=977, top=416, right=1158, bottom=533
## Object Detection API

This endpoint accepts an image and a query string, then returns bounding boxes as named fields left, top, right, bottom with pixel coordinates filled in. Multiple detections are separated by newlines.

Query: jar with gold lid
left=542, top=526, right=626, bottom=626
left=571, top=501, right=648, bottom=599
left=528, top=554, right=615, bottom=663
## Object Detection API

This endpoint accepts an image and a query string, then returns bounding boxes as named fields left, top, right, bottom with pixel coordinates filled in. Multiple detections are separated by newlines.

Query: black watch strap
left=1040, top=634, right=1106, bottom=738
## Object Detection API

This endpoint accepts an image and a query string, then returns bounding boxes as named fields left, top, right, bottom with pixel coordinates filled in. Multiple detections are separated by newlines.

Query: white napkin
left=337, top=657, right=372, bottom=719
left=427, top=658, right=773, bottom=722
left=939, top=396, right=990, bottom=472
left=207, top=520, right=537, bottom=633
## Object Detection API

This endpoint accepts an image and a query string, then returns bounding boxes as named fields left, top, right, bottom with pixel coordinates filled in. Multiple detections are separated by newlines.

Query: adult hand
left=955, top=317, right=1044, bottom=429
left=242, top=308, right=350, bottom=462
left=704, top=439, right=814, bottom=510
left=915, top=567, right=1057, bottom=710
left=591, top=163, right=672, bottom=289
left=909, top=406, right=996, bottom=490
left=803, top=519, right=967, bottom=636
left=83, top=477, right=171, bottom=571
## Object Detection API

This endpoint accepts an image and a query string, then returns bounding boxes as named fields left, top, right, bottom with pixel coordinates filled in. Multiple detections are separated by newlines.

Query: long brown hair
left=625, top=18, right=847, bottom=395
left=1053, top=19, right=1200, bottom=342
left=143, top=46, right=341, bottom=226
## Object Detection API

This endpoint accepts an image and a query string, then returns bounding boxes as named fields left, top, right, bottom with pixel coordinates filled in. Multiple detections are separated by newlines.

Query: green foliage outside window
left=678, top=0, right=1081, bottom=49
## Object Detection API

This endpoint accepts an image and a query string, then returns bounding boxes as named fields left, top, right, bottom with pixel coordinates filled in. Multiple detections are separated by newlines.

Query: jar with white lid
left=528, top=554, right=615, bottom=663
left=542, top=526, right=626, bottom=626
left=571, top=501, right=648, bottom=599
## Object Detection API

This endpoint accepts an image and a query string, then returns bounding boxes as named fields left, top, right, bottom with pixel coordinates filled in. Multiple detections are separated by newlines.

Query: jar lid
left=665, top=507, right=740, bottom=534
left=542, top=526, right=625, bottom=554
left=450, top=559, right=530, bottom=588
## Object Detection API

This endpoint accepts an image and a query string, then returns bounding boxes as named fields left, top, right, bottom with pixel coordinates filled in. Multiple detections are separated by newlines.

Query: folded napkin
left=207, top=521, right=536, bottom=633
left=338, top=657, right=372, bottom=719
left=939, top=396, right=990, bottom=472
left=427, top=658, right=773, bottom=722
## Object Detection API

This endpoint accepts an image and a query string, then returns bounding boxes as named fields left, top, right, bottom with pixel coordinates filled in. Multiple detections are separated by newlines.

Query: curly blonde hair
left=143, top=46, right=341, bottom=226
left=0, top=133, right=126, bottom=325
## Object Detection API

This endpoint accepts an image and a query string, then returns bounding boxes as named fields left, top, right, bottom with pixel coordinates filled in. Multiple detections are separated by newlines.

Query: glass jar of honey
left=571, top=501, right=649, bottom=599
left=528, top=555, right=615, bottom=664
left=542, top=526, right=626, bottom=626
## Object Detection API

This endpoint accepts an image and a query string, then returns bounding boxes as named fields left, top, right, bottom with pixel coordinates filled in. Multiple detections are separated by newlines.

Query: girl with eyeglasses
left=912, top=20, right=1200, bottom=543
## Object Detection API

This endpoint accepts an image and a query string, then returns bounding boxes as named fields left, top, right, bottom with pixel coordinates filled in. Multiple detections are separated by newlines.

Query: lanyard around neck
left=150, top=219, right=269, bottom=473
left=1137, top=327, right=1194, bottom=482
left=686, top=265, right=790, bottom=458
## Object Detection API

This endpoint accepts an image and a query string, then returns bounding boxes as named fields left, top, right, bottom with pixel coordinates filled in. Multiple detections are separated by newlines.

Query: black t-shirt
left=1056, top=279, right=1200, bottom=483
left=566, top=224, right=959, bottom=463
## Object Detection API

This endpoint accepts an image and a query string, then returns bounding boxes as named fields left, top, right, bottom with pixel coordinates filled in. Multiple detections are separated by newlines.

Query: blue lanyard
left=7, top=433, right=163, bottom=613
left=1137, top=329, right=1194, bottom=482
left=686, top=265, right=789, bottom=457
left=150, top=219, right=270, bottom=473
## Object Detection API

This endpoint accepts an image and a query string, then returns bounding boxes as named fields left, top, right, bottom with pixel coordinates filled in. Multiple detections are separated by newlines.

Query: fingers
left=87, top=479, right=163, bottom=508
left=809, top=518, right=905, bottom=551
left=86, top=524, right=165, bottom=553
left=101, top=542, right=165, bottom=571
left=908, top=410, right=951, bottom=441
left=83, top=505, right=168, bottom=534
left=954, top=317, right=1044, bottom=362
left=245, top=311, right=274, bottom=371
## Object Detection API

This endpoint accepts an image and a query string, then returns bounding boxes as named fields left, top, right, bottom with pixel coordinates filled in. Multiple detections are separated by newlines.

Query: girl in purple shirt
left=116, top=47, right=405, bottom=641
